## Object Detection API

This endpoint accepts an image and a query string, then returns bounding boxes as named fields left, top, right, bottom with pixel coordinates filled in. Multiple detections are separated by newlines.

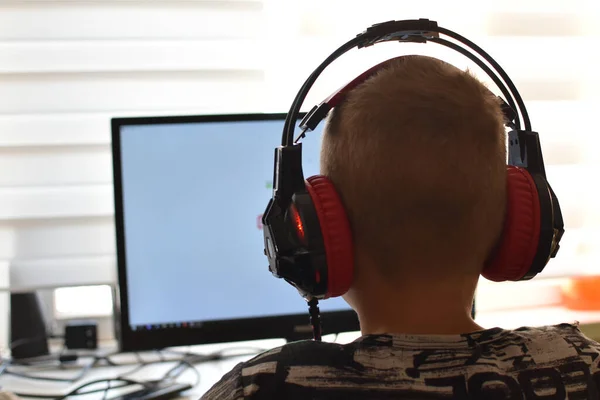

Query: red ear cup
left=305, top=176, right=354, bottom=298
left=482, top=166, right=541, bottom=282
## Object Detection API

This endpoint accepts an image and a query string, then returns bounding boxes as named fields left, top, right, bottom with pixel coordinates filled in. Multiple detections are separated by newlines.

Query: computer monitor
left=111, top=113, right=359, bottom=351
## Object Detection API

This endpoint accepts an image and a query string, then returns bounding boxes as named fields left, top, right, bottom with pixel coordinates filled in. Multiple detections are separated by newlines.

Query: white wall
left=0, top=0, right=599, bottom=327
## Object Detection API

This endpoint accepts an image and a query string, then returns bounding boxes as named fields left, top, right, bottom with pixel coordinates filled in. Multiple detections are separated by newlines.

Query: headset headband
left=267, top=17, right=564, bottom=257
left=268, top=18, right=550, bottom=212
left=281, top=18, right=530, bottom=147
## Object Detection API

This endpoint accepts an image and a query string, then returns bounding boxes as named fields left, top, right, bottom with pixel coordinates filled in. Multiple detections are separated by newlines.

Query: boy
left=203, top=55, right=600, bottom=399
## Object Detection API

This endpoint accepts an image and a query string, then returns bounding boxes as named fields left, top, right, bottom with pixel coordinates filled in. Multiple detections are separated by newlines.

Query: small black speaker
left=65, top=321, right=97, bottom=350
left=10, top=292, right=49, bottom=359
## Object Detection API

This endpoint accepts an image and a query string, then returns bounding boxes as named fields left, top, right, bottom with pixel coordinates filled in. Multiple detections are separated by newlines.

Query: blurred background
left=0, top=0, right=599, bottom=345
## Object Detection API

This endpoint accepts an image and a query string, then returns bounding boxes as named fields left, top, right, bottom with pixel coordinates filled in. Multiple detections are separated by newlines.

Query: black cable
left=308, top=298, right=322, bottom=342
left=98, top=352, right=120, bottom=367
left=3, top=350, right=185, bottom=384
left=117, top=361, right=152, bottom=378
left=161, top=359, right=199, bottom=386
left=3, top=356, right=99, bottom=383
left=116, top=357, right=200, bottom=396
left=58, top=378, right=149, bottom=400
left=12, top=378, right=146, bottom=399
left=116, top=355, right=194, bottom=379
left=101, top=380, right=112, bottom=400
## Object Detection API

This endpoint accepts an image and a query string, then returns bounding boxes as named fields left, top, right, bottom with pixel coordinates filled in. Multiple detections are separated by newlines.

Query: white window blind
left=1, top=0, right=599, bottom=329
left=0, top=0, right=271, bottom=290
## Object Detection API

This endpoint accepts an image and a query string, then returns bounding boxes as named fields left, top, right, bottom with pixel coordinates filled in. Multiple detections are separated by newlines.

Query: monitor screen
left=112, top=114, right=358, bottom=351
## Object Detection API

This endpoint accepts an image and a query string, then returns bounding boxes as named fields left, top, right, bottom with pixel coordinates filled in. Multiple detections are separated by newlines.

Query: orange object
left=561, top=276, right=600, bottom=311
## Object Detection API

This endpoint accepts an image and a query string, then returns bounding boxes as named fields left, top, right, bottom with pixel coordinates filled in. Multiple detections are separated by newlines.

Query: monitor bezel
left=111, top=113, right=359, bottom=352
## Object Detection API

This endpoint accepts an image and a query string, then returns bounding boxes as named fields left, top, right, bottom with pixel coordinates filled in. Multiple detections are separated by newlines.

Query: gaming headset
left=262, top=19, right=565, bottom=305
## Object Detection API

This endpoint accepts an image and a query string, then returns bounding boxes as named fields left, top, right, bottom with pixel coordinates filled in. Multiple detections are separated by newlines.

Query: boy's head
left=321, top=55, right=507, bottom=319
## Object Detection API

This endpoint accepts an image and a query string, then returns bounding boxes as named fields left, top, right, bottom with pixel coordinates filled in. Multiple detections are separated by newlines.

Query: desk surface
left=0, top=353, right=253, bottom=399
left=0, top=340, right=290, bottom=400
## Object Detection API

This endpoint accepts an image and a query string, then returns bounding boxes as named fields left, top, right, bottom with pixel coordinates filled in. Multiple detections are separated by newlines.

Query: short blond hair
left=321, top=55, right=507, bottom=278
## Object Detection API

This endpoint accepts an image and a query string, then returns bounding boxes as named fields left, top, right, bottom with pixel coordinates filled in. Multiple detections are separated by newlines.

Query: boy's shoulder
left=202, top=324, right=600, bottom=399
left=202, top=339, right=354, bottom=399
left=509, top=323, right=600, bottom=358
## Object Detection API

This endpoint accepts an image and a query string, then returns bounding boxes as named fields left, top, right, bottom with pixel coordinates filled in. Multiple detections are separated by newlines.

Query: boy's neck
left=349, top=271, right=482, bottom=336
